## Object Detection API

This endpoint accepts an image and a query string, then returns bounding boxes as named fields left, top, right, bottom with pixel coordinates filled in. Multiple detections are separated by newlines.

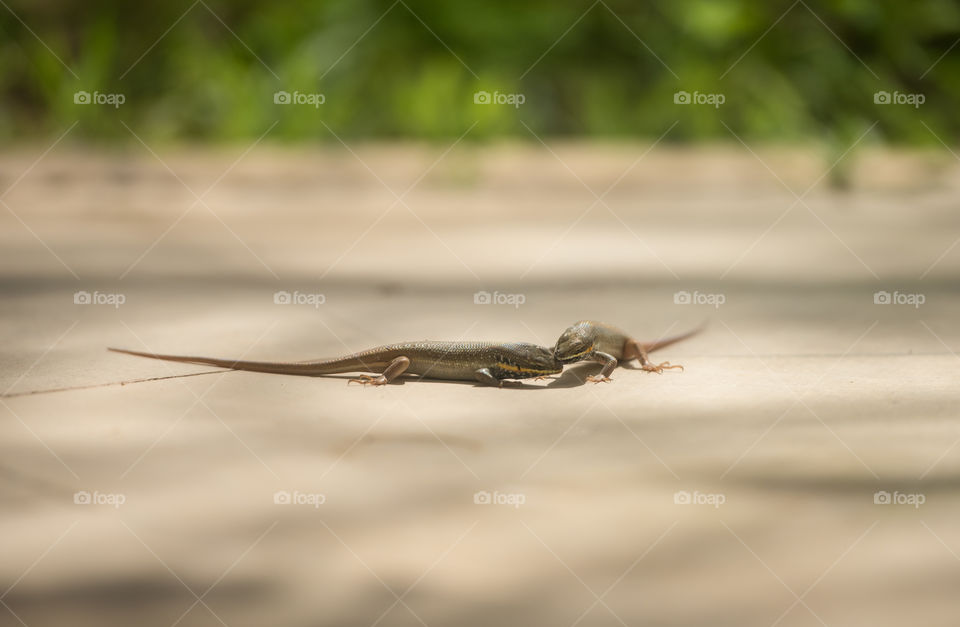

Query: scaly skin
left=554, top=321, right=701, bottom=383
left=109, top=340, right=562, bottom=387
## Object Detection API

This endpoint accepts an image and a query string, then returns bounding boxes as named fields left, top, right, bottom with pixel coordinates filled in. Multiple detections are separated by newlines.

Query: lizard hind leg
left=641, top=361, right=683, bottom=374
left=347, top=356, right=410, bottom=386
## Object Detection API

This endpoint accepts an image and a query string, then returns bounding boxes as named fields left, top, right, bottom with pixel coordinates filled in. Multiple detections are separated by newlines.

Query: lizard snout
left=554, top=335, right=593, bottom=363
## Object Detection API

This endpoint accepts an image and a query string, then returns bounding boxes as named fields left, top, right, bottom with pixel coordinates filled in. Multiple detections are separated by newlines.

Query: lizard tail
left=107, top=347, right=343, bottom=376
left=638, top=323, right=705, bottom=353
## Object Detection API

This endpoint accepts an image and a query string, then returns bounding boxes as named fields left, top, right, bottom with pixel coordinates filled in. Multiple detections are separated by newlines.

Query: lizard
left=553, top=321, right=702, bottom=383
left=108, top=340, right=562, bottom=387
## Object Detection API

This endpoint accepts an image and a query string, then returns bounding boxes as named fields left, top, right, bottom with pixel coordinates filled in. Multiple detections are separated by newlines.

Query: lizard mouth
left=556, top=344, right=593, bottom=362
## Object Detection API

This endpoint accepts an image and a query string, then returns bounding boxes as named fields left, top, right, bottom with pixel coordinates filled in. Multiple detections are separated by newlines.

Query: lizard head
left=494, top=344, right=563, bottom=379
left=553, top=322, right=595, bottom=363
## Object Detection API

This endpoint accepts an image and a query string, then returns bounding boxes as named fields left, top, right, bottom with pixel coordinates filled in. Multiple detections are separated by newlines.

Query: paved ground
left=2, top=142, right=959, bottom=626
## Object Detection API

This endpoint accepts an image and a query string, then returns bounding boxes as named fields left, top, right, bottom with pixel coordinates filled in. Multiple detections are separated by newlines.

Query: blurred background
left=2, top=0, right=958, bottom=145
left=3, top=2, right=960, bottom=627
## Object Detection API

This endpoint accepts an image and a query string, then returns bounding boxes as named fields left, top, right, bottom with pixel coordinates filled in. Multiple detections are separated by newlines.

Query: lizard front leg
left=473, top=368, right=509, bottom=387
left=473, top=368, right=526, bottom=387
left=585, top=351, right=617, bottom=383
left=348, top=356, right=410, bottom=386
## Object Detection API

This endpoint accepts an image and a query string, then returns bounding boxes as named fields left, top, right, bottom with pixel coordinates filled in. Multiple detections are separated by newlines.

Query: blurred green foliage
left=0, top=0, right=958, bottom=143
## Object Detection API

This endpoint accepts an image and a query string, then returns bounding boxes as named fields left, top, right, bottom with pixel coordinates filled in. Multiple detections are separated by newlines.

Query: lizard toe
left=586, top=374, right=612, bottom=383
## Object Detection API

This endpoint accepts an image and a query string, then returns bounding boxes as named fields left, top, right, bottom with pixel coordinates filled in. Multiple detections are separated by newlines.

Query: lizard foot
left=348, top=375, right=388, bottom=386
left=641, top=361, right=684, bottom=374
left=586, top=374, right=612, bottom=383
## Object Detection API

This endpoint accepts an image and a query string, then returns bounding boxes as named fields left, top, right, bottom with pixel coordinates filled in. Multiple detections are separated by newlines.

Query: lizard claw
left=641, top=361, right=684, bottom=374
left=586, top=374, right=612, bottom=384
left=348, top=375, right=388, bottom=386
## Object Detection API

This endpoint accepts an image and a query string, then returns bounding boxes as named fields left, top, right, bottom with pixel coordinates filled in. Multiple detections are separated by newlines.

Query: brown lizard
left=109, top=340, right=562, bottom=387
left=553, top=321, right=701, bottom=383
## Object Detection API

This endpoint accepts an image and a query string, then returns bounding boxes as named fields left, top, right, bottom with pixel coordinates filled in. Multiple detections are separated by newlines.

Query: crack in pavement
left=0, top=370, right=230, bottom=398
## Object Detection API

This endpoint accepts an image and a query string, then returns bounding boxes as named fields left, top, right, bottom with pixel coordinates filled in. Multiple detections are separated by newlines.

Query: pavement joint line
left=3, top=320, right=79, bottom=396
left=5, top=349, right=957, bottom=399
left=0, top=369, right=231, bottom=399
left=118, top=321, right=280, bottom=479
left=116, top=320, right=281, bottom=480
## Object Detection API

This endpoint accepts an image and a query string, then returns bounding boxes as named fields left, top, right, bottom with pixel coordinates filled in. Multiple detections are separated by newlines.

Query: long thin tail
left=638, top=324, right=705, bottom=353
left=107, top=347, right=359, bottom=376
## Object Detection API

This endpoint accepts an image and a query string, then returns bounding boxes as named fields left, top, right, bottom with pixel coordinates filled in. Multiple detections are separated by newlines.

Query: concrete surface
left=1, top=142, right=959, bottom=626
